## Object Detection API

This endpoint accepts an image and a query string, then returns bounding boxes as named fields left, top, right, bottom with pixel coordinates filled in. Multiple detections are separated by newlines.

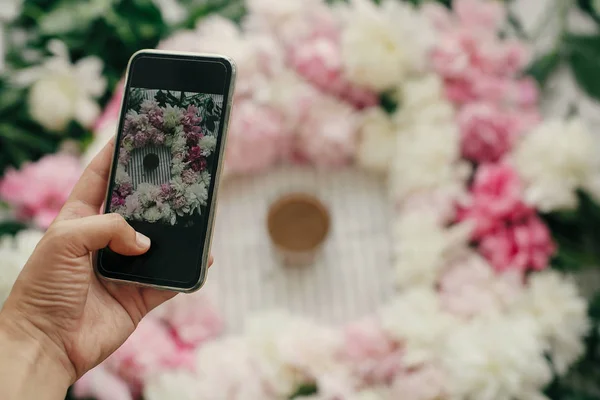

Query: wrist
left=0, top=310, right=73, bottom=399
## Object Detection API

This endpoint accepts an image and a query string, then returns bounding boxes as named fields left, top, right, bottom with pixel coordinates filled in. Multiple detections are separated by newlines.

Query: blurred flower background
left=2, top=0, right=600, bottom=399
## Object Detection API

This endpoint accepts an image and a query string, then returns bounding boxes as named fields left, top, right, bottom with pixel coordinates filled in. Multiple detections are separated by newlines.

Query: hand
left=0, top=138, right=213, bottom=398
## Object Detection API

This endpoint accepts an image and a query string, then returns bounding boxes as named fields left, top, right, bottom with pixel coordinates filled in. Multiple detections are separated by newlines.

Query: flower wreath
left=110, top=100, right=217, bottom=226
left=78, top=0, right=600, bottom=399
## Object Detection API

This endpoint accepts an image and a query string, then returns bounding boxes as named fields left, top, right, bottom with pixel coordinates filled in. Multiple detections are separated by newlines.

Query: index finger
left=57, top=136, right=116, bottom=221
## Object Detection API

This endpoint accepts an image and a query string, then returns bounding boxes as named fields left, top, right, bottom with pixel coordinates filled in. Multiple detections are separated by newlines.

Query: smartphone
left=94, top=50, right=236, bottom=292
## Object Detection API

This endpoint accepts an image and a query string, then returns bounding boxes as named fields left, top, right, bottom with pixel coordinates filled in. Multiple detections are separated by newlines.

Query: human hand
left=0, top=138, right=213, bottom=399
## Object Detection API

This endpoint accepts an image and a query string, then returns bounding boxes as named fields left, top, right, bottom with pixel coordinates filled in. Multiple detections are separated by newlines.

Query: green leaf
left=577, top=0, right=600, bottom=24
left=565, top=34, right=600, bottom=101
left=289, top=383, right=318, bottom=399
left=0, top=221, right=27, bottom=237
left=0, top=124, right=55, bottom=152
left=525, top=51, right=561, bottom=87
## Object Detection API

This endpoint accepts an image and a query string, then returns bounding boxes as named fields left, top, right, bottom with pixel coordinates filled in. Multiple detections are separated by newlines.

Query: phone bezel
left=93, top=49, right=236, bottom=293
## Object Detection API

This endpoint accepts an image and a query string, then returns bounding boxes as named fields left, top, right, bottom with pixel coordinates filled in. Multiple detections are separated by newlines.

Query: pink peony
left=289, top=34, right=378, bottom=109
left=342, top=319, right=403, bottom=385
left=224, top=100, right=291, bottom=174
left=104, top=316, right=194, bottom=393
left=430, top=12, right=532, bottom=108
left=454, top=0, right=506, bottom=34
left=458, top=163, right=531, bottom=239
left=479, top=214, right=555, bottom=273
left=390, top=364, right=448, bottom=400
left=94, top=81, right=124, bottom=132
left=439, top=251, right=524, bottom=318
left=294, top=92, right=360, bottom=167
left=458, top=102, right=535, bottom=163
left=151, top=292, right=224, bottom=347
left=74, top=365, right=132, bottom=400
left=0, top=153, right=82, bottom=228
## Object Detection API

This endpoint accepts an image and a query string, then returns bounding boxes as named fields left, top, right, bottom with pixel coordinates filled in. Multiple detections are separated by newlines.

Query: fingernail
left=136, top=232, right=151, bottom=249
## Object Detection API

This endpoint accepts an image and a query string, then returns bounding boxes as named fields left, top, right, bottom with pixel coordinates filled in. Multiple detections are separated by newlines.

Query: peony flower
left=520, top=271, right=590, bottom=375
left=144, top=371, right=200, bottom=400
left=295, top=92, right=360, bottom=167
left=390, top=364, right=448, bottom=400
left=162, top=16, right=285, bottom=100
left=512, top=118, right=598, bottom=212
left=380, top=288, right=459, bottom=367
left=104, top=316, right=193, bottom=392
left=438, top=251, right=524, bottom=318
left=394, top=74, right=455, bottom=128
left=458, top=102, right=537, bottom=163
left=151, top=291, right=224, bottom=347
left=0, top=153, right=82, bottom=228
left=342, top=319, right=403, bottom=385
left=198, top=135, right=217, bottom=156
left=389, top=122, right=470, bottom=204
left=244, top=0, right=337, bottom=47
left=392, top=210, right=472, bottom=288
left=478, top=214, right=555, bottom=273
left=14, top=40, right=106, bottom=132
left=399, top=188, right=467, bottom=226
left=73, top=365, right=132, bottom=400
left=453, top=0, right=506, bottom=34
left=225, top=100, right=290, bottom=175
left=429, top=9, right=533, bottom=108
left=94, top=81, right=124, bottom=132
left=356, top=108, right=397, bottom=174
left=458, top=162, right=531, bottom=239
left=162, top=104, right=183, bottom=130
left=245, top=311, right=353, bottom=398
left=288, top=32, right=378, bottom=109
left=441, top=313, right=552, bottom=400
left=0, top=229, right=44, bottom=305
left=192, top=337, right=276, bottom=399
left=339, top=0, right=436, bottom=92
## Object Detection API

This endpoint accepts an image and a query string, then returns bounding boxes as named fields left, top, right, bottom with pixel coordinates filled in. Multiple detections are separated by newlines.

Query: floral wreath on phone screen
left=110, top=91, right=220, bottom=226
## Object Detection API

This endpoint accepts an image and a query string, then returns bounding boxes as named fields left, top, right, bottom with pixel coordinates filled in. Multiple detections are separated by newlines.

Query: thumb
left=46, top=214, right=151, bottom=257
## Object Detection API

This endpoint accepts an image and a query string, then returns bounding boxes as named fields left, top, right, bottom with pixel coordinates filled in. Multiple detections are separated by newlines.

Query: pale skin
left=0, top=137, right=213, bottom=399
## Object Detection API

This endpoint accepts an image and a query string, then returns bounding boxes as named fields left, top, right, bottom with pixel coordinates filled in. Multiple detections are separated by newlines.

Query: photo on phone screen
left=96, top=52, right=234, bottom=291
left=109, top=89, right=223, bottom=227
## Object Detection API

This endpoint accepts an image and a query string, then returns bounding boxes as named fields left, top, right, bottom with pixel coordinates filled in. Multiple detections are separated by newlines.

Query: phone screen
left=97, top=52, right=234, bottom=290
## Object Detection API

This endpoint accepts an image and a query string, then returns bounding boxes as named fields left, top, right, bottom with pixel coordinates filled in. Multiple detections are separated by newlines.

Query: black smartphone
left=94, top=50, right=236, bottom=292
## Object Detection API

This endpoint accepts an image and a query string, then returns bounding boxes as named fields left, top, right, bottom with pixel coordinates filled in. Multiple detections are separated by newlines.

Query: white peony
left=151, top=0, right=186, bottom=24
left=512, top=118, right=599, bottom=212
left=339, top=0, right=436, bottom=91
left=380, top=288, right=459, bottom=366
left=161, top=16, right=285, bottom=99
left=162, top=104, right=182, bottom=130
left=244, top=0, right=333, bottom=46
left=245, top=311, right=353, bottom=398
left=0, top=230, right=44, bottom=304
left=356, top=108, right=397, bottom=174
left=14, top=40, right=106, bottom=132
left=142, top=207, right=162, bottom=223
left=394, top=74, right=455, bottom=128
left=389, top=122, right=470, bottom=203
left=144, top=371, right=200, bottom=400
left=114, top=164, right=130, bottom=186
left=199, top=135, right=217, bottom=156
left=194, top=337, right=274, bottom=399
left=520, top=270, right=590, bottom=376
left=0, top=0, right=22, bottom=21
left=441, top=314, right=552, bottom=400
left=392, top=210, right=471, bottom=288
